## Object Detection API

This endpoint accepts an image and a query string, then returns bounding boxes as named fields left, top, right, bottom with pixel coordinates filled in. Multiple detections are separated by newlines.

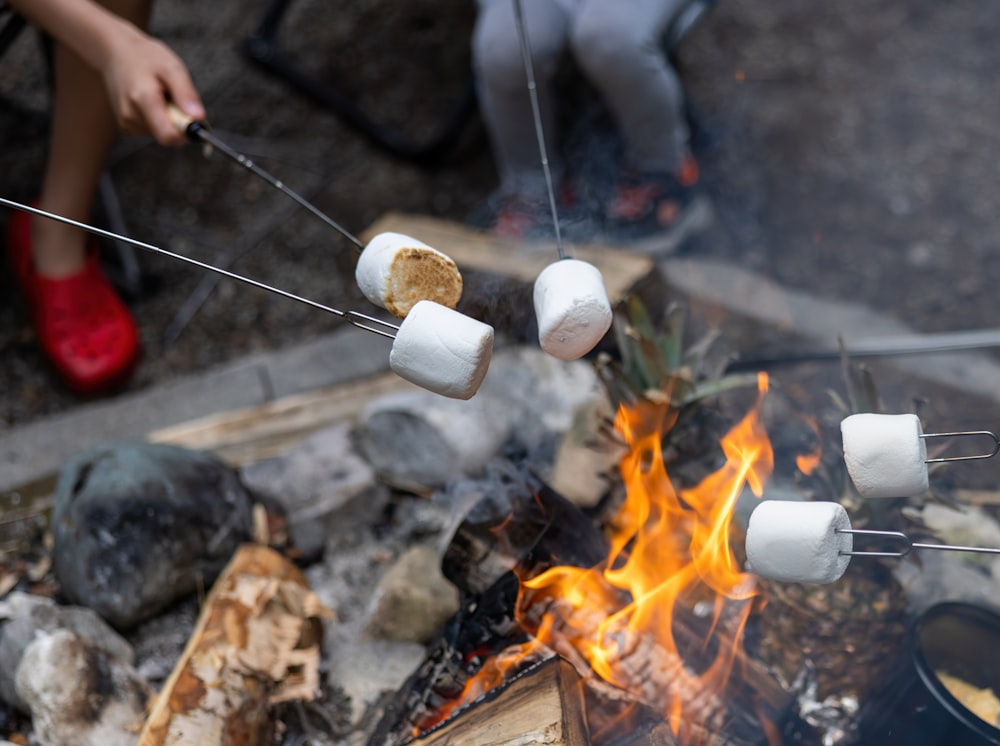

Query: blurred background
left=1, top=0, right=998, bottom=429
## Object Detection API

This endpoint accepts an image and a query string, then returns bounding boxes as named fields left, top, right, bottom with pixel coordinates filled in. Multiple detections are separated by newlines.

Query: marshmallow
left=356, top=232, right=463, bottom=318
left=745, top=500, right=854, bottom=584
left=389, top=300, right=493, bottom=400
left=533, top=259, right=613, bottom=361
left=841, top=413, right=929, bottom=498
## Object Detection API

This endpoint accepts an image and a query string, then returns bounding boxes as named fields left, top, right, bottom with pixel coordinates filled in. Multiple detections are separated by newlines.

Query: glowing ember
left=796, top=415, right=823, bottom=476
left=443, top=373, right=774, bottom=743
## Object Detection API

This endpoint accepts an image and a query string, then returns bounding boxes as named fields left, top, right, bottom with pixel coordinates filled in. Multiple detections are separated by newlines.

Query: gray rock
left=357, top=392, right=512, bottom=489
left=326, top=635, right=426, bottom=729
left=362, top=545, right=460, bottom=645
left=51, top=442, right=256, bottom=629
left=0, top=592, right=134, bottom=712
left=479, top=346, right=603, bottom=458
left=15, top=629, right=150, bottom=746
left=240, top=423, right=379, bottom=558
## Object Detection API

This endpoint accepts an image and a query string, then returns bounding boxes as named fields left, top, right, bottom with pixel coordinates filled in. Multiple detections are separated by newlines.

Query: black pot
left=859, top=601, right=1000, bottom=745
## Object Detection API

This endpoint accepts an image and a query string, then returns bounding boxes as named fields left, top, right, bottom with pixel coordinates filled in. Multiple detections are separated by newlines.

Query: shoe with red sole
left=6, top=206, right=139, bottom=395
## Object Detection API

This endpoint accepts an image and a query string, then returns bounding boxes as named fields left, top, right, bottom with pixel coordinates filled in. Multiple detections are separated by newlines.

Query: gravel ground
left=2, top=0, right=999, bottom=429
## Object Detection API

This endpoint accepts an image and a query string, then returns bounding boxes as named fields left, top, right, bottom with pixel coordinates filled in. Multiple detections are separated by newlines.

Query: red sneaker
left=6, top=206, right=139, bottom=395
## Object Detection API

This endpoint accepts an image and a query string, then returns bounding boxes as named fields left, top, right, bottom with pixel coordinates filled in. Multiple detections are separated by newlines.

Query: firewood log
left=138, top=543, right=333, bottom=746
left=408, top=657, right=588, bottom=746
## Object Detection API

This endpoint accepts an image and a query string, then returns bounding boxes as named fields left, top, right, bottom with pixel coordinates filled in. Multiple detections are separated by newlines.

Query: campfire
left=367, top=370, right=791, bottom=746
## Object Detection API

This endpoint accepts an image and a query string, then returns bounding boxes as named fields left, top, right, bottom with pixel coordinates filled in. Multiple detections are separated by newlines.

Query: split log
left=409, top=657, right=589, bottom=746
left=360, top=212, right=654, bottom=308
left=138, top=543, right=334, bottom=746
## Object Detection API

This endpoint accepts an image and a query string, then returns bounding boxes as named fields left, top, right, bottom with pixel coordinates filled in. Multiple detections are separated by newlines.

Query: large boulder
left=51, top=442, right=257, bottom=629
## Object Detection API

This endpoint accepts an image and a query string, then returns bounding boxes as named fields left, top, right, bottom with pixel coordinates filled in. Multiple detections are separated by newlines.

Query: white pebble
left=389, top=300, right=493, bottom=400
left=745, top=500, right=853, bottom=584
left=356, top=232, right=463, bottom=318
left=841, top=413, right=929, bottom=498
left=533, top=259, right=613, bottom=361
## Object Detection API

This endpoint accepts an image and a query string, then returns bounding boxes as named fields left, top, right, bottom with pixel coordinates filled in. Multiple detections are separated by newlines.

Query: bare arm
left=7, top=0, right=204, bottom=145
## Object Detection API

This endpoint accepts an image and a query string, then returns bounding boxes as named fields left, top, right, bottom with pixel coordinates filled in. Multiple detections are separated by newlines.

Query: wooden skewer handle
left=166, top=103, right=208, bottom=142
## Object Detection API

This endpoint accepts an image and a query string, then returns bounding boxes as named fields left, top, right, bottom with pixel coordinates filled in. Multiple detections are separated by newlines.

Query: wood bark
left=138, top=543, right=333, bottom=746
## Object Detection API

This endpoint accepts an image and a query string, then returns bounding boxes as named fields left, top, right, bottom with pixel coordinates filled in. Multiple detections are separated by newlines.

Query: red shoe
left=6, top=206, right=139, bottom=395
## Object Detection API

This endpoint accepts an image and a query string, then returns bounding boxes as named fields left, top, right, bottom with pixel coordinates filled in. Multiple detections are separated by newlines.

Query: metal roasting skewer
left=0, top=198, right=399, bottom=340
left=512, top=0, right=568, bottom=260
left=837, top=528, right=1000, bottom=559
left=168, top=107, right=366, bottom=252
left=921, top=429, right=1000, bottom=463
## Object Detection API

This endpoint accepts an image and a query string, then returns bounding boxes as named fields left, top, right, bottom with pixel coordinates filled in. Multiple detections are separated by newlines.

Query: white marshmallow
left=745, top=500, right=854, bottom=584
left=389, top=300, right=493, bottom=400
left=841, top=413, right=929, bottom=498
left=356, top=232, right=463, bottom=318
left=533, top=259, right=613, bottom=361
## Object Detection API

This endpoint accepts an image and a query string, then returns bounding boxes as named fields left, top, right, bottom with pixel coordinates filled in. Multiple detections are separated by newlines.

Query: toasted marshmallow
left=356, top=232, right=463, bottom=318
left=745, top=500, right=853, bottom=584
left=533, top=259, right=612, bottom=361
left=841, top=413, right=929, bottom=498
left=389, top=300, right=493, bottom=400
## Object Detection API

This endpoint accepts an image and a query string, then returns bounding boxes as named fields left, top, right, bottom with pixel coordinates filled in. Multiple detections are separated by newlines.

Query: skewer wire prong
left=921, top=430, right=1000, bottom=463
left=0, top=197, right=397, bottom=339
left=186, top=122, right=366, bottom=252
left=837, top=528, right=1000, bottom=558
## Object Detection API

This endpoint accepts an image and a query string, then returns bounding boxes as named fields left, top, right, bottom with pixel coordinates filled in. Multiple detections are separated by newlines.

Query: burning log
left=138, top=543, right=333, bottom=746
left=374, top=470, right=795, bottom=746
left=407, top=657, right=589, bottom=746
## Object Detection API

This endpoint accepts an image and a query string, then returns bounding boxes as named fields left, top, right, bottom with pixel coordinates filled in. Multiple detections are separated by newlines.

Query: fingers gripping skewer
left=166, top=105, right=365, bottom=252
left=0, top=198, right=493, bottom=399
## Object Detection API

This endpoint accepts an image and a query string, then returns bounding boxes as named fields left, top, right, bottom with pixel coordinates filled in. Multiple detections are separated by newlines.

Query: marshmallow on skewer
left=356, top=232, right=463, bottom=318
left=841, top=413, right=929, bottom=498
left=533, top=259, right=613, bottom=361
left=745, top=500, right=854, bottom=584
left=389, top=300, right=493, bottom=400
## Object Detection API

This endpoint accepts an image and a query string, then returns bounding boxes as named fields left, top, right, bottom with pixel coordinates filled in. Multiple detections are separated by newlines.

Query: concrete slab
left=0, top=324, right=393, bottom=494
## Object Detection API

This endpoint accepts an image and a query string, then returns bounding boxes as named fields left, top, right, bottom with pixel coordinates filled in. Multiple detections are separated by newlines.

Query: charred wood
left=442, top=473, right=608, bottom=596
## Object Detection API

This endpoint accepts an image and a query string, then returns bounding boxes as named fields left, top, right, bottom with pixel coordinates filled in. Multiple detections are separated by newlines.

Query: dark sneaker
left=603, top=157, right=712, bottom=254
left=468, top=191, right=561, bottom=242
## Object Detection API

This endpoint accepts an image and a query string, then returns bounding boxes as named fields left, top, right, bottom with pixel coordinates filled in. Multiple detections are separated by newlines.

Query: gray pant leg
left=473, top=0, right=569, bottom=199
left=570, top=0, right=691, bottom=174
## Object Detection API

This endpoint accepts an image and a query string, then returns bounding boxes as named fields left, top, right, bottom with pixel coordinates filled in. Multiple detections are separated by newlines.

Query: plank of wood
left=139, top=543, right=333, bottom=746
left=410, top=657, right=589, bottom=746
left=147, top=371, right=415, bottom=467
left=360, top=212, right=655, bottom=305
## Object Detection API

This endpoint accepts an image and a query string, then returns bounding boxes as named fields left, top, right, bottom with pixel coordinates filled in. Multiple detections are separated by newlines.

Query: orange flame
left=795, top=415, right=823, bottom=476
left=439, top=373, right=774, bottom=743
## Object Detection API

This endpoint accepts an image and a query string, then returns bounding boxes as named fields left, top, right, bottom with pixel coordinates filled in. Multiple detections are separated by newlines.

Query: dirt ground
left=1, top=0, right=999, bottom=431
